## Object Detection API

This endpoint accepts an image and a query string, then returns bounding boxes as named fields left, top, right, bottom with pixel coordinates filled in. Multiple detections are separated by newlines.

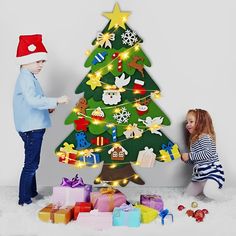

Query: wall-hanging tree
left=55, top=3, right=181, bottom=187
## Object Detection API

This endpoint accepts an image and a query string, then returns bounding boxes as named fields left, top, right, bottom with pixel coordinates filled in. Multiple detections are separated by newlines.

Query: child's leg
left=184, top=181, right=206, bottom=197
left=203, top=179, right=225, bottom=201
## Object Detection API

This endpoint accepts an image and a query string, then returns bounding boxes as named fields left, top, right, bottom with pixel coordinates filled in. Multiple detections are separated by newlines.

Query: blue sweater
left=13, top=68, right=57, bottom=132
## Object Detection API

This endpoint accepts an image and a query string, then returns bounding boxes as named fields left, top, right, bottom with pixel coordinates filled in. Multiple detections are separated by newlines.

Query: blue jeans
left=18, top=129, right=45, bottom=204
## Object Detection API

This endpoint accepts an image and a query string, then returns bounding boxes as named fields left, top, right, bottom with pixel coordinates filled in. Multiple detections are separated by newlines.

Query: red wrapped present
left=74, top=202, right=92, bottom=220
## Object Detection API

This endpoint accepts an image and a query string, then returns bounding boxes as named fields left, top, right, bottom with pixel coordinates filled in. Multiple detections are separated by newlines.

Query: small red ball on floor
left=202, top=209, right=209, bottom=214
left=177, top=205, right=185, bottom=211
left=194, top=209, right=205, bottom=219
left=186, top=209, right=194, bottom=217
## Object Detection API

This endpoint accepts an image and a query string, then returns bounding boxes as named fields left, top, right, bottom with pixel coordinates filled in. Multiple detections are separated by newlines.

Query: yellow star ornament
left=86, top=73, right=102, bottom=90
left=103, top=3, right=131, bottom=30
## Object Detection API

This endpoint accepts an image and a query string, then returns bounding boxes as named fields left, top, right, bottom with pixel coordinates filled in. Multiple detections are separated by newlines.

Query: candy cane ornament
left=112, top=52, right=122, bottom=72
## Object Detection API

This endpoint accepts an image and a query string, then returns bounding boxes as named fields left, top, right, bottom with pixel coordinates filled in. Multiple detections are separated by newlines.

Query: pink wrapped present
left=51, top=175, right=92, bottom=206
left=140, top=194, right=164, bottom=212
left=76, top=209, right=112, bottom=230
left=90, top=188, right=126, bottom=212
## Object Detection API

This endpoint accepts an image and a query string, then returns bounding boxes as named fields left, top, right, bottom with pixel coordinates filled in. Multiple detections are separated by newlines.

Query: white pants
left=185, top=179, right=225, bottom=201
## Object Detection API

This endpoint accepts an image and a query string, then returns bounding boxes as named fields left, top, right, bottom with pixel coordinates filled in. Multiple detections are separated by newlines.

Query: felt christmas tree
left=55, top=3, right=181, bottom=187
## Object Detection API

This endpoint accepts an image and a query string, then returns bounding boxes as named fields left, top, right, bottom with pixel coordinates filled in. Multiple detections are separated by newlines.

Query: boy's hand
left=181, top=153, right=189, bottom=162
left=48, top=109, right=55, bottom=113
left=57, top=95, right=70, bottom=104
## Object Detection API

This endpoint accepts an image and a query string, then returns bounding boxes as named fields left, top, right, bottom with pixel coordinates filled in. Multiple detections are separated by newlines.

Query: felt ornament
left=102, top=89, right=121, bottom=105
left=108, top=145, right=128, bottom=161
left=115, top=73, right=131, bottom=88
left=136, top=147, right=156, bottom=168
left=123, top=123, right=143, bottom=139
left=128, top=56, right=144, bottom=77
left=91, top=136, right=110, bottom=146
left=112, top=52, right=123, bottom=72
left=75, top=97, right=88, bottom=115
left=91, top=107, right=105, bottom=120
left=96, top=32, right=115, bottom=48
left=138, top=116, right=163, bottom=135
left=74, top=117, right=90, bottom=132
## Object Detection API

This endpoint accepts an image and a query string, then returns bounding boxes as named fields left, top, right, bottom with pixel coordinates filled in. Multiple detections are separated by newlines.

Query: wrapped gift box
left=51, top=175, right=92, bottom=206
left=159, top=142, right=181, bottom=162
left=90, top=188, right=126, bottom=212
left=38, top=204, right=74, bottom=224
left=113, top=203, right=141, bottom=227
left=76, top=210, right=112, bottom=230
left=79, top=152, right=100, bottom=166
left=74, top=202, right=92, bottom=220
left=134, top=204, right=158, bottom=224
left=140, top=194, right=164, bottom=212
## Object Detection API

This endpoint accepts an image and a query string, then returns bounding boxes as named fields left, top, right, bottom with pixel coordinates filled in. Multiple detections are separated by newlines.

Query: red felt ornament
left=91, top=136, right=110, bottom=146
left=112, top=52, right=122, bottom=72
left=74, top=117, right=90, bottom=131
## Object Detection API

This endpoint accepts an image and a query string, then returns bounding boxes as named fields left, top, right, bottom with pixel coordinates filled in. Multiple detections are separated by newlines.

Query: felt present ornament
left=51, top=175, right=92, bottom=206
left=113, top=203, right=141, bottom=227
left=90, top=188, right=126, bottom=212
left=159, top=141, right=181, bottom=162
left=57, top=142, right=78, bottom=165
left=134, top=204, right=158, bottom=224
left=79, top=151, right=100, bottom=166
left=137, top=147, right=156, bottom=168
left=38, top=204, right=74, bottom=224
left=140, top=194, right=164, bottom=212
left=74, top=202, right=92, bottom=220
left=76, top=210, right=113, bottom=230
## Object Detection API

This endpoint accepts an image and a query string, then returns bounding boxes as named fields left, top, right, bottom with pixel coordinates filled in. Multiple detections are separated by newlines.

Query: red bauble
left=186, top=209, right=194, bottom=217
left=202, top=209, right=209, bottom=214
left=196, top=216, right=204, bottom=222
left=177, top=205, right=185, bottom=211
left=194, top=210, right=205, bottom=219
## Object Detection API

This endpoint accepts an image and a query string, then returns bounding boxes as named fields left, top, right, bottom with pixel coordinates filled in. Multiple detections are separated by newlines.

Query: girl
left=181, top=109, right=225, bottom=200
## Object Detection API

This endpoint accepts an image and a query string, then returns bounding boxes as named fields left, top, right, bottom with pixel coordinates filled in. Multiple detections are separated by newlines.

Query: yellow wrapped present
left=134, top=204, right=158, bottom=223
left=159, top=142, right=181, bottom=162
left=38, top=204, right=74, bottom=224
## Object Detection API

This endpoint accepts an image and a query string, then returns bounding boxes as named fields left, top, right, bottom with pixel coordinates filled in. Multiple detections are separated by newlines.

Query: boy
left=13, top=34, right=69, bottom=206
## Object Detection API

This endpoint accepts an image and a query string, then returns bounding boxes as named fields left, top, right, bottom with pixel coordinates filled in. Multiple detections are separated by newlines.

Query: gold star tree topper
left=103, top=3, right=131, bottom=30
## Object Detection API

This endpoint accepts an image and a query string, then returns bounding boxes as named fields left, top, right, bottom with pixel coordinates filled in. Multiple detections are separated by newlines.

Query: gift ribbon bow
left=60, top=174, right=85, bottom=188
left=161, top=142, right=174, bottom=160
left=119, top=203, right=133, bottom=212
left=62, top=142, right=75, bottom=153
left=100, top=187, right=116, bottom=194
left=97, top=32, right=115, bottom=48
left=159, top=209, right=174, bottom=225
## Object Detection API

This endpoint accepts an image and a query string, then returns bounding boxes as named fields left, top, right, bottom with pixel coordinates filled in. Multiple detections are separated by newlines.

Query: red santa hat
left=16, top=34, right=48, bottom=65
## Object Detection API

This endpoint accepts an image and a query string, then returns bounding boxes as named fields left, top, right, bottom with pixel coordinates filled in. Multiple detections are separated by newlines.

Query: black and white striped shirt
left=188, top=135, right=225, bottom=188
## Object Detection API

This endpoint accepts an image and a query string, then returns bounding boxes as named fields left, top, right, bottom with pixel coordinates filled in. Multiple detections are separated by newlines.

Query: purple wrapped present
left=140, top=194, right=164, bottom=212
left=91, top=188, right=126, bottom=212
left=51, top=174, right=92, bottom=206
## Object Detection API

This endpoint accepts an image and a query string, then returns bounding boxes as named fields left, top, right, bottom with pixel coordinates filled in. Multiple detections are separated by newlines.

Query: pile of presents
left=38, top=174, right=173, bottom=229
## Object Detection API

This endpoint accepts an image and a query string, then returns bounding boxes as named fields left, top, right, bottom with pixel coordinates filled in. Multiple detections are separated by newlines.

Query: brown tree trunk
left=94, top=163, right=145, bottom=187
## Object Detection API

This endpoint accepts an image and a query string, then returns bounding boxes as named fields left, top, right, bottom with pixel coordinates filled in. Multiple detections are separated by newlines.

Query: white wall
left=0, top=0, right=235, bottom=187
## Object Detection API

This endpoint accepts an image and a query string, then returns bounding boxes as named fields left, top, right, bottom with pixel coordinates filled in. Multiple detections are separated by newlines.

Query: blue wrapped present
left=79, top=152, right=100, bottom=166
left=113, top=203, right=141, bottom=228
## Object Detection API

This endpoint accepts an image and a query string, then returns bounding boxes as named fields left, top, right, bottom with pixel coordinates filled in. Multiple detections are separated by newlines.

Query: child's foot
left=18, top=199, right=32, bottom=206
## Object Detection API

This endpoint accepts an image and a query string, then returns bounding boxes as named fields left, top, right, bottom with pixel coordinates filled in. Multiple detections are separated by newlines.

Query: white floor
left=0, top=186, right=236, bottom=236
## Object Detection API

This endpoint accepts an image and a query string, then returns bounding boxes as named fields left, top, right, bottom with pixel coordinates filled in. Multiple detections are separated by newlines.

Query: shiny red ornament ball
left=202, top=209, right=209, bottom=214
left=194, top=209, right=205, bottom=219
left=177, top=205, right=185, bottom=211
left=186, top=209, right=194, bottom=217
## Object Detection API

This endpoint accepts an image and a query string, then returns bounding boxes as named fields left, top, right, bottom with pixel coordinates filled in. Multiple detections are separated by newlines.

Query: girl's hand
left=48, top=109, right=55, bottom=113
left=181, top=153, right=189, bottom=162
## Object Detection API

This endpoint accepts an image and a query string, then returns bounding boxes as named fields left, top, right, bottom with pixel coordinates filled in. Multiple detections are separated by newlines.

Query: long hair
left=186, top=109, right=216, bottom=147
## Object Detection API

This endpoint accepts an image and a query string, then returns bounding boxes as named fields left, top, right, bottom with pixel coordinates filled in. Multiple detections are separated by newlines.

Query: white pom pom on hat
left=16, top=34, right=48, bottom=65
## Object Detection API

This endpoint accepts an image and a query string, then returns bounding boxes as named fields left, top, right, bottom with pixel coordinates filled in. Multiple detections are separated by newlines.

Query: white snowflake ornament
left=121, top=29, right=138, bottom=46
left=113, top=107, right=131, bottom=124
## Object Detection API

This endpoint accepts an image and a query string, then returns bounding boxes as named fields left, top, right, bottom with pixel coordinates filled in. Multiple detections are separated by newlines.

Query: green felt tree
left=55, top=3, right=180, bottom=187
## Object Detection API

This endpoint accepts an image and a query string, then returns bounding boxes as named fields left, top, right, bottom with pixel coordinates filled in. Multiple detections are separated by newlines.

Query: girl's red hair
left=186, top=109, right=216, bottom=147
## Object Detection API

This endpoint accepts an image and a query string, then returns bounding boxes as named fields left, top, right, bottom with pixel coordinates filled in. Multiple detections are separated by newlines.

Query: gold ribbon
left=96, top=32, right=115, bottom=48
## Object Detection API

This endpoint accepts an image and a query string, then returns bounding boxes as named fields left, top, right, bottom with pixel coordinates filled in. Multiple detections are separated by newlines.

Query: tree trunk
left=94, top=163, right=145, bottom=187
